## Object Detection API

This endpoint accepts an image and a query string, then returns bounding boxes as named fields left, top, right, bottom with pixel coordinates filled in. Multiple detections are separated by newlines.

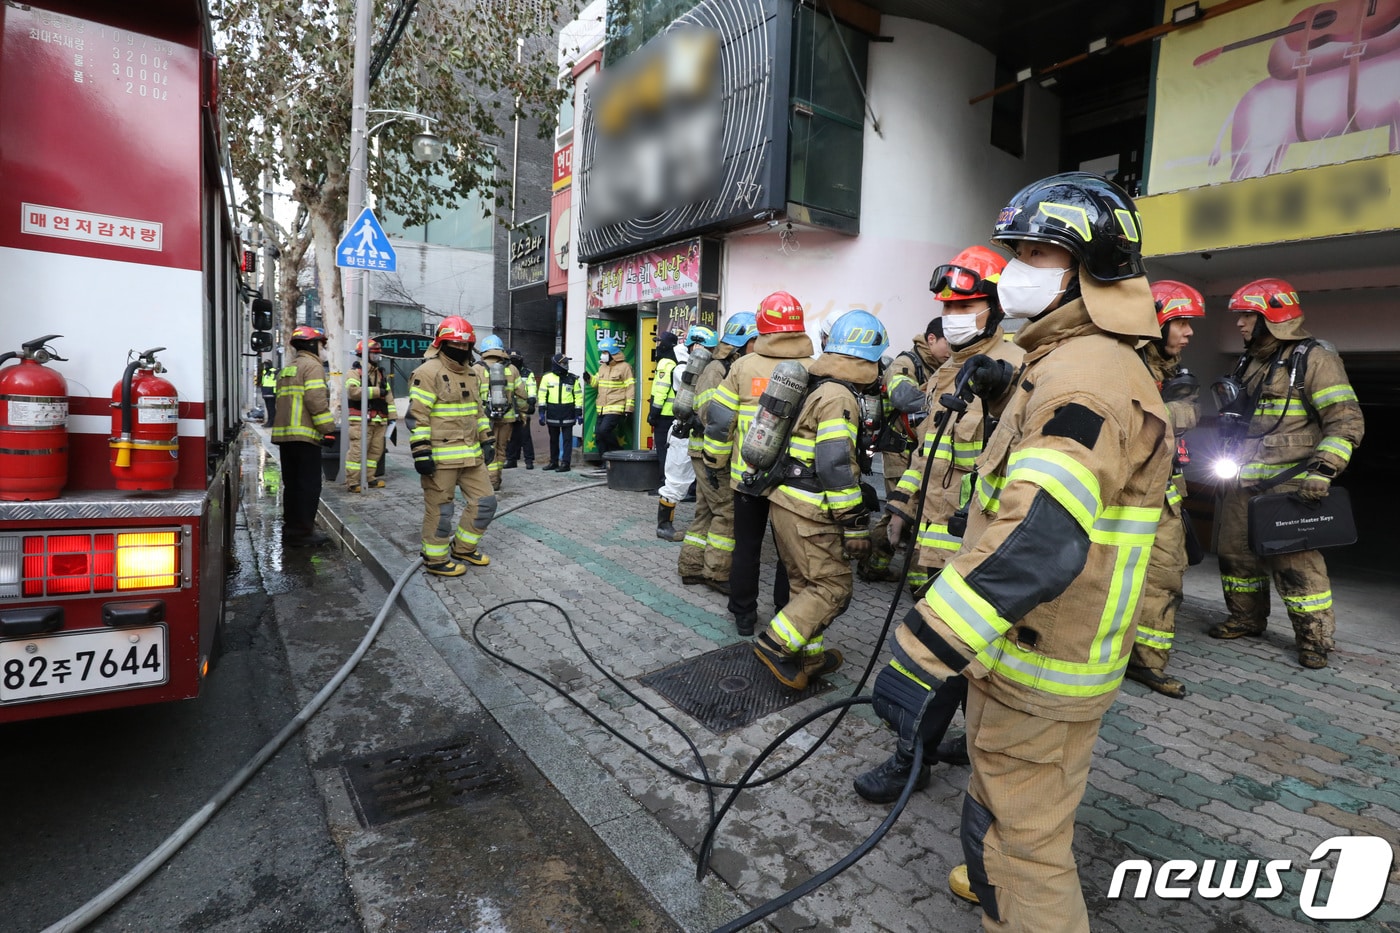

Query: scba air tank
left=740, top=360, right=808, bottom=472
left=671, top=345, right=713, bottom=421
left=488, top=361, right=509, bottom=417
left=0, top=335, right=69, bottom=501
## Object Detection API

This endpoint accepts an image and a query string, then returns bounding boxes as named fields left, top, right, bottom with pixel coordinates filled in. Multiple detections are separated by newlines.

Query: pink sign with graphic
left=586, top=238, right=701, bottom=309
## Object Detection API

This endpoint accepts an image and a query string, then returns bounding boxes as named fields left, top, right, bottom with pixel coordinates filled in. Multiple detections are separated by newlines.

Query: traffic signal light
left=250, top=296, right=273, bottom=352
left=241, top=249, right=256, bottom=274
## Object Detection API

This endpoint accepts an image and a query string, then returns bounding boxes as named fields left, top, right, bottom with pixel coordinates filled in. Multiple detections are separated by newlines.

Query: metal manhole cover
left=340, top=735, right=511, bottom=828
left=639, top=642, right=834, bottom=734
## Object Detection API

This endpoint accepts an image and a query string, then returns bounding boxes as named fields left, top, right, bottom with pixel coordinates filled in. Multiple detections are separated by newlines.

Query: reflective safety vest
left=651, top=357, right=678, bottom=416
left=539, top=371, right=582, bottom=425
left=272, top=350, right=333, bottom=445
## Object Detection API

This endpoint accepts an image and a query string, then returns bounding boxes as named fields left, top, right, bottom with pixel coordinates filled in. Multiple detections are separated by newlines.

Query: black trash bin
left=321, top=431, right=341, bottom=481
left=603, top=449, right=659, bottom=491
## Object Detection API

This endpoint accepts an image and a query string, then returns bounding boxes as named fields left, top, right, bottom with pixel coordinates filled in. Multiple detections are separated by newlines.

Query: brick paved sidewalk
left=285, top=430, right=1400, bottom=933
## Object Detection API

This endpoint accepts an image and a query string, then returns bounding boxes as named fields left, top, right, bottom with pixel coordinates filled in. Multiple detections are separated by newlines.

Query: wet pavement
left=258, top=426, right=1400, bottom=933
left=242, top=437, right=680, bottom=932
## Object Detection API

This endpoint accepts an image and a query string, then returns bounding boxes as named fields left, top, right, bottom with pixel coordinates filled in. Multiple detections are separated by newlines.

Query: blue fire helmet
left=598, top=337, right=621, bottom=355
left=478, top=335, right=504, bottom=353
left=720, top=312, right=758, bottom=347
left=686, top=325, right=719, bottom=348
left=824, top=311, right=888, bottom=362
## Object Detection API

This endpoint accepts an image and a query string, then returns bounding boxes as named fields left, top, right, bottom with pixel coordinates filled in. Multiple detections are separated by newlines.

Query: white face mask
left=600, top=352, right=611, bottom=363
left=998, top=258, right=1071, bottom=319
left=941, top=312, right=984, bottom=349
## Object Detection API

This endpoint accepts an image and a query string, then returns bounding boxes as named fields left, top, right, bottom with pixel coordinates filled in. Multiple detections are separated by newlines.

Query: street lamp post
left=344, top=0, right=445, bottom=486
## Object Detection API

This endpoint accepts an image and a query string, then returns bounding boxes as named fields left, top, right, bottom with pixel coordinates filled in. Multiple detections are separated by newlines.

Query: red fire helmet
left=434, top=316, right=475, bottom=346
left=1150, top=280, right=1206, bottom=327
left=1227, top=278, right=1302, bottom=323
left=755, top=290, right=805, bottom=334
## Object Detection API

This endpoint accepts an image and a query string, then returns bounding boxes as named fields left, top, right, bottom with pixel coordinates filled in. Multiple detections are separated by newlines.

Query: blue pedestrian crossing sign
left=336, top=207, right=397, bottom=272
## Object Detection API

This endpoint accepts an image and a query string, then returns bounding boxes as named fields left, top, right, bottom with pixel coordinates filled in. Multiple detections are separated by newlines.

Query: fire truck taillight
left=1, top=531, right=181, bottom=598
left=115, top=532, right=179, bottom=590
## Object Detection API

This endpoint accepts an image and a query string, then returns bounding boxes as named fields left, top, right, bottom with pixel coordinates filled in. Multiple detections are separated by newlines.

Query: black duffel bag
left=1247, top=488, right=1356, bottom=557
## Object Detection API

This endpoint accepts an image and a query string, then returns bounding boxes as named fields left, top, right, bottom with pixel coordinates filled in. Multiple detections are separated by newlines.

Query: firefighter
left=1125, top=280, right=1206, bottom=698
left=855, top=246, right=1021, bottom=801
left=504, top=348, right=538, bottom=469
left=272, top=325, right=336, bottom=547
left=656, top=328, right=701, bottom=541
left=649, top=329, right=680, bottom=469
left=753, top=310, right=888, bottom=689
left=474, top=335, right=528, bottom=491
left=409, top=316, right=495, bottom=576
left=345, top=338, right=394, bottom=493
left=1209, top=278, right=1364, bottom=669
left=703, top=291, right=812, bottom=637
left=259, top=360, right=277, bottom=415
left=538, top=353, right=582, bottom=472
left=589, top=336, right=635, bottom=475
left=863, top=173, right=1172, bottom=929
left=679, top=313, right=757, bottom=593
left=861, top=316, right=951, bottom=582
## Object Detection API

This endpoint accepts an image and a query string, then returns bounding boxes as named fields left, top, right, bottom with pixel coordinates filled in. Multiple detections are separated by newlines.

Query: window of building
left=786, top=5, right=869, bottom=232
left=556, top=72, right=575, bottom=144
left=604, top=0, right=699, bottom=65
left=379, top=159, right=495, bottom=252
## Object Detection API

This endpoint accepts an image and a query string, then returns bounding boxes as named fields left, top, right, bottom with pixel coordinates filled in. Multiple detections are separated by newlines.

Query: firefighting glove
left=1298, top=463, right=1334, bottom=502
left=647, top=403, right=662, bottom=428
left=957, top=354, right=1015, bottom=401
left=843, top=532, right=871, bottom=559
left=481, top=440, right=495, bottom=464
left=527, top=400, right=537, bottom=416
left=412, top=446, right=436, bottom=476
left=872, top=633, right=967, bottom=756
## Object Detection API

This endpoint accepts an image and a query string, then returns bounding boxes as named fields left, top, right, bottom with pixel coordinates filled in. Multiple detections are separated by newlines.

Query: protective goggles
left=929, top=264, right=988, bottom=298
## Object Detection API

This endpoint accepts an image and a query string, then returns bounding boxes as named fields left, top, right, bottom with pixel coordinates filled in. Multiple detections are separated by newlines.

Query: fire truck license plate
left=1, top=626, right=168, bottom=703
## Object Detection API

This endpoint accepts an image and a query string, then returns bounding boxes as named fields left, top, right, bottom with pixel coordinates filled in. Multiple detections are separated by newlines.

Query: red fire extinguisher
left=110, top=347, right=179, bottom=491
left=0, top=334, right=69, bottom=501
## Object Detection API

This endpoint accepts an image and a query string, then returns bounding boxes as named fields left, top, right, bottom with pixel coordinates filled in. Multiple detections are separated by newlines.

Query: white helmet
left=820, top=310, right=843, bottom=339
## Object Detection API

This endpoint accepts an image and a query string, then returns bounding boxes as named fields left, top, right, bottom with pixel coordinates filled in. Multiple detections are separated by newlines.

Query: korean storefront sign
left=586, top=238, right=701, bottom=310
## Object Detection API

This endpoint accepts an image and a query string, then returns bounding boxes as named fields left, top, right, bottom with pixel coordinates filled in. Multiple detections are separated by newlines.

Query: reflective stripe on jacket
left=594, top=359, right=635, bottom=415
left=888, top=329, right=1022, bottom=565
left=1232, top=339, right=1363, bottom=486
left=272, top=350, right=333, bottom=444
left=409, top=351, right=490, bottom=467
left=538, top=371, right=583, bottom=424
left=346, top=362, right=394, bottom=422
left=771, top=353, right=878, bottom=530
left=895, top=297, right=1172, bottom=721
left=703, top=330, right=815, bottom=490
left=651, top=357, right=678, bottom=415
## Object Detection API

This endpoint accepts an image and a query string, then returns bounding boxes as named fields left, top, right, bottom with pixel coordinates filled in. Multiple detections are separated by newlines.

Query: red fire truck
left=0, top=0, right=247, bottom=723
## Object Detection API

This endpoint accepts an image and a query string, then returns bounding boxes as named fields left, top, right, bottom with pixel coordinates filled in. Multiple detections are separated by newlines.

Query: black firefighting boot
left=1125, top=664, right=1188, bottom=698
left=853, top=746, right=930, bottom=804
left=754, top=632, right=808, bottom=690
left=656, top=499, right=683, bottom=542
left=734, top=611, right=757, bottom=637
left=932, top=733, right=970, bottom=766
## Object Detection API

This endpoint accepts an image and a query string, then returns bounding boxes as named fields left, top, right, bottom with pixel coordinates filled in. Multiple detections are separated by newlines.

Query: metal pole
left=344, top=0, right=372, bottom=485
left=508, top=36, right=522, bottom=347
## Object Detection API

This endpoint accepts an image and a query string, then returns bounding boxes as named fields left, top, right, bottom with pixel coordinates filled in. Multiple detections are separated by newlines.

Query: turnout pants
left=962, top=683, right=1100, bottom=933
left=766, top=505, right=850, bottom=657
left=345, top=417, right=387, bottom=488
left=1217, top=482, right=1335, bottom=653
left=596, top=413, right=625, bottom=457
left=489, top=421, right=514, bottom=490
left=420, top=464, right=494, bottom=562
left=865, top=448, right=911, bottom=575
left=679, top=453, right=734, bottom=583
left=546, top=424, right=574, bottom=466
left=278, top=441, right=323, bottom=536
left=506, top=417, right=535, bottom=464
left=728, top=491, right=789, bottom=619
left=1131, top=505, right=1187, bottom=672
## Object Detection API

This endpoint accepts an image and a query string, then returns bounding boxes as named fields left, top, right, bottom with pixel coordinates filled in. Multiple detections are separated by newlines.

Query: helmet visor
left=930, top=264, right=985, bottom=298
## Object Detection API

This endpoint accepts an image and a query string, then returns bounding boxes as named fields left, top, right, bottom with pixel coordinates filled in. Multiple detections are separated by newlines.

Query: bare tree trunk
left=310, top=204, right=345, bottom=420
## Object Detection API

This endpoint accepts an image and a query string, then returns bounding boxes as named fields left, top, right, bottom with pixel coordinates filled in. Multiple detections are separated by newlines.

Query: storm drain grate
left=339, top=735, right=511, bottom=828
left=639, top=642, right=834, bottom=734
